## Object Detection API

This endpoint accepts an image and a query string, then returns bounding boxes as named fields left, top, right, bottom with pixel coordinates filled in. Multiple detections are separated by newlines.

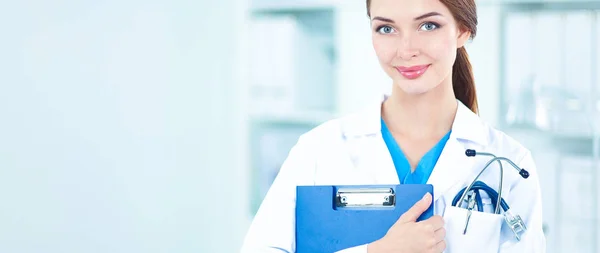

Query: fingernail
left=422, top=192, right=431, bottom=201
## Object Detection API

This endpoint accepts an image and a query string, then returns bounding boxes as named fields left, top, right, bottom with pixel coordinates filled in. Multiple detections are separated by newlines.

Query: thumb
left=397, top=192, right=432, bottom=224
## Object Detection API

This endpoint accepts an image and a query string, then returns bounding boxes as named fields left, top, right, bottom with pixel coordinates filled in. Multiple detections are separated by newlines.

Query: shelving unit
left=246, top=0, right=340, bottom=215
left=498, top=2, right=600, bottom=131
left=497, top=2, right=600, bottom=252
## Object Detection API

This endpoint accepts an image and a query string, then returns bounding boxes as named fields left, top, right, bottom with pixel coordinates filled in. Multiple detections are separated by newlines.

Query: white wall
left=0, top=0, right=249, bottom=252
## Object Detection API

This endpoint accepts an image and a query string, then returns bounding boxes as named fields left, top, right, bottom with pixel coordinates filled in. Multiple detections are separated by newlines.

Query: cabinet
left=246, top=0, right=340, bottom=215
left=495, top=1, right=600, bottom=252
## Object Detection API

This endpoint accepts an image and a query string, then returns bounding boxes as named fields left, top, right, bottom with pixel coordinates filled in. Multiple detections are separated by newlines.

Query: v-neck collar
left=380, top=117, right=452, bottom=184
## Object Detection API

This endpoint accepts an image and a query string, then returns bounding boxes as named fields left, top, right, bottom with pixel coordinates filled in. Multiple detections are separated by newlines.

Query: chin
left=393, top=78, right=438, bottom=95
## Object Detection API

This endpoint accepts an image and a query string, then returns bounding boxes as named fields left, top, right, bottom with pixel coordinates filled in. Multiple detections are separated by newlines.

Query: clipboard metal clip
left=336, top=188, right=395, bottom=207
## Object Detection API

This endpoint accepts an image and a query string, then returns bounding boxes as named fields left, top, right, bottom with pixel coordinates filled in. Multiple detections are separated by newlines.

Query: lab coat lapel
left=427, top=101, right=488, bottom=202
left=426, top=136, right=474, bottom=202
left=368, top=135, right=400, bottom=185
left=344, top=133, right=399, bottom=185
left=340, top=96, right=399, bottom=185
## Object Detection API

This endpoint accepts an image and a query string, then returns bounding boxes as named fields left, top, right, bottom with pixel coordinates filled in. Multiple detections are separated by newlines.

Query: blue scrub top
left=381, top=118, right=451, bottom=184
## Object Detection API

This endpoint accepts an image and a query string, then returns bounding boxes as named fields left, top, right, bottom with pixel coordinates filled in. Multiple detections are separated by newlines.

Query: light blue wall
left=0, top=1, right=249, bottom=252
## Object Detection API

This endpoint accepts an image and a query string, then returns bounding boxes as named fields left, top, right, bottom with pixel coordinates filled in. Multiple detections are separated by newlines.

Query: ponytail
left=452, top=47, right=478, bottom=114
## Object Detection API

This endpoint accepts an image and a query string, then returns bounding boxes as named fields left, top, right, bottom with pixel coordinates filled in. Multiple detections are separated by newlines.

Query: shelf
left=550, top=134, right=599, bottom=156
left=503, top=125, right=600, bottom=156
left=250, top=111, right=335, bottom=126
left=479, top=0, right=600, bottom=7
left=250, top=0, right=338, bottom=14
left=498, top=1, right=600, bottom=11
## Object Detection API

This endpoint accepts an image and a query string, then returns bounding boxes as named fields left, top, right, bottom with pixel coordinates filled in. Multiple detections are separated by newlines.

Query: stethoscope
left=451, top=149, right=530, bottom=241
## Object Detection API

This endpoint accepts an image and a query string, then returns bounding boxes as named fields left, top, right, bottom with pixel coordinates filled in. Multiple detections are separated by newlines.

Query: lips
left=395, top=64, right=431, bottom=79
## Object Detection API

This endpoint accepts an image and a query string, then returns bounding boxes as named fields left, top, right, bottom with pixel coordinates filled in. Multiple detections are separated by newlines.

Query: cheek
left=425, top=35, right=458, bottom=81
left=422, top=35, right=456, bottom=63
left=372, top=36, right=396, bottom=64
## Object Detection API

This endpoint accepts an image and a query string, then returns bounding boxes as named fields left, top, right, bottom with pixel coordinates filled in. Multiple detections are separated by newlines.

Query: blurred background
left=0, top=0, right=599, bottom=252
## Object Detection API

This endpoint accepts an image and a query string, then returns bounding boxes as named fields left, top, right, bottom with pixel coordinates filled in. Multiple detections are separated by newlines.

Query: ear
left=456, top=28, right=471, bottom=48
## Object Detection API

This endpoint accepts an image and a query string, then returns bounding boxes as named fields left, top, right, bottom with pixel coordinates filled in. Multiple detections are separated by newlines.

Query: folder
left=296, top=184, right=434, bottom=253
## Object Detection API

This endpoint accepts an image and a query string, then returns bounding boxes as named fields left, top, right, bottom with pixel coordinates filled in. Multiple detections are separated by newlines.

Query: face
left=369, top=0, right=471, bottom=95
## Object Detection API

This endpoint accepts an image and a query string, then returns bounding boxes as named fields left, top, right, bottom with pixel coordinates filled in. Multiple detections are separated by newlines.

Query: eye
left=376, top=25, right=396, bottom=34
left=419, top=22, right=440, bottom=31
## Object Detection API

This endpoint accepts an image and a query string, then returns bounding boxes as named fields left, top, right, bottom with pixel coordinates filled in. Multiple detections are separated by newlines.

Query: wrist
left=367, top=239, right=382, bottom=253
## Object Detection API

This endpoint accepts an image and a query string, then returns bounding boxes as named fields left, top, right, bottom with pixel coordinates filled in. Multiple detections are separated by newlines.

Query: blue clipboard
left=296, top=184, right=434, bottom=253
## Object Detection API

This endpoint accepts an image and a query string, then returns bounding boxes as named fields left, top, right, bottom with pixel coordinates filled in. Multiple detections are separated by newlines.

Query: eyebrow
left=371, top=12, right=443, bottom=23
left=415, top=12, right=442, bottom=20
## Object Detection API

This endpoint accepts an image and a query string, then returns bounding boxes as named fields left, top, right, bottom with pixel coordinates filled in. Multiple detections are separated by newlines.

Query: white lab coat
left=241, top=96, right=546, bottom=253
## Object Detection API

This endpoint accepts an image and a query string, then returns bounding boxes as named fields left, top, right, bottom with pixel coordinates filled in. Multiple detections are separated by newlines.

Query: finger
left=434, top=227, right=446, bottom=242
left=420, top=215, right=444, bottom=231
left=397, top=192, right=432, bottom=224
left=433, top=240, right=446, bottom=253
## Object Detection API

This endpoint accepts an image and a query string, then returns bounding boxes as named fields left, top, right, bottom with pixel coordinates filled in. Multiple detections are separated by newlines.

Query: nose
left=396, top=35, right=419, bottom=60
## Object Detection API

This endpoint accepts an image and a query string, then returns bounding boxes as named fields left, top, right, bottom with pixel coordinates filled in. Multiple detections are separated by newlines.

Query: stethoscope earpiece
left=465, top=149, right=476, bottom=157
left=519, top=169, right=530, bottom=179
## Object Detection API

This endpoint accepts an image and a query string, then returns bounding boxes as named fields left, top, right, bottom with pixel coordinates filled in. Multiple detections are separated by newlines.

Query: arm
left=499, top=150, right=546, bottom=252
left=240, top=136, right=315, bottom=253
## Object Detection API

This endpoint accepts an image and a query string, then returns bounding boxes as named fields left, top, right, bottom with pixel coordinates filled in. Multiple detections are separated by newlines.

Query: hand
left=367, top=193, right=446, bottom=253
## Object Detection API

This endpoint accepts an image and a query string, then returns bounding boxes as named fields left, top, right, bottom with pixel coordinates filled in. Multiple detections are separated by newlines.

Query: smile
left=395, top=64, right=431, bottom=79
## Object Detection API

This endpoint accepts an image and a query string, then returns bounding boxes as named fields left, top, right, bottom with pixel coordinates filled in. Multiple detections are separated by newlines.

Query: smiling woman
left=240, top=0, right=546, bottom=252
left=367, top=0, right=478, bottom=114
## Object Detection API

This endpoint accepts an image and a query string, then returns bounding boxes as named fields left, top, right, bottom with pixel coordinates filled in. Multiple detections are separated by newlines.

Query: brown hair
left=366, top=0, right=479, bottom=114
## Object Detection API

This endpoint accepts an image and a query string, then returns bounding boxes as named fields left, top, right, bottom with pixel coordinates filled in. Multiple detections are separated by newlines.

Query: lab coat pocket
left=444, top=206, right=503, bottom=253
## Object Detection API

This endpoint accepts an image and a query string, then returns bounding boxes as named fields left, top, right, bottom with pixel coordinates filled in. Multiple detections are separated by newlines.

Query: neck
left=382, top=80, right=457, bottom=140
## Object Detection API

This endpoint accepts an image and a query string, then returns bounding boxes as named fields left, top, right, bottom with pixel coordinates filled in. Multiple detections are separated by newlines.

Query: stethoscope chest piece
left=504, top=210, right=527, bottom=241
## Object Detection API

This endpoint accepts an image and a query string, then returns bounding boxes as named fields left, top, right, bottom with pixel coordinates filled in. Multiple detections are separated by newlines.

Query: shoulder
left=454, top=101, right=533, bottom=164
left=297, top=100, right=380, bottom=147
left=478, top=120, right=532, bottom=163
left=294, top=116, right=347, bottom=150
left=290, top=107, right=372, bottom=162
left=278, top=114, right=356, bottom=185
